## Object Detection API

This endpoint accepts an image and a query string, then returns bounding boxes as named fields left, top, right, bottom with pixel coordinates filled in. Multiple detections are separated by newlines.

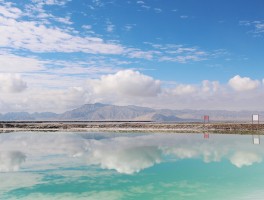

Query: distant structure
left=204, top=132, right=209, bottom=139
left=252, top=135, right=260, bottom=145
left=252, top=114, right=259, bottom=124
left=203, top=115, right=209, bottom=123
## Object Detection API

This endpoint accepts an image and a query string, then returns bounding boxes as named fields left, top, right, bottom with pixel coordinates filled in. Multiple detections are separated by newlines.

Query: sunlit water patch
left=0, top=132, right=264, bottom=199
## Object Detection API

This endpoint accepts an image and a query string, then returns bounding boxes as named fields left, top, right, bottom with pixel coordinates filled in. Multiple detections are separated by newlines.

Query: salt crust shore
left=0, top=122, right=264, bottom=134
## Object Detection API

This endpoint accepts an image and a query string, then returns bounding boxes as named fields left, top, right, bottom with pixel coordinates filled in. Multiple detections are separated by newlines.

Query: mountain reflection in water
left=0, top=132, right=263, bottom=200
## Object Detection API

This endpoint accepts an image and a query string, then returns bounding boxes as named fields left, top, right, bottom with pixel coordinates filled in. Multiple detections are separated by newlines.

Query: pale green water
left=0, top=132, right=264, bottom=199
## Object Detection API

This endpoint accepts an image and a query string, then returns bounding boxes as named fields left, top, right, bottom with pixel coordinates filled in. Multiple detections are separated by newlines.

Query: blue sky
left=0, top=0, right=264, bottom=112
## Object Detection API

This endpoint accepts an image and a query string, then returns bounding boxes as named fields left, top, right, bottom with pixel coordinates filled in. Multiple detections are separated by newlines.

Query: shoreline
left=1, top=121, right=264, bottom=134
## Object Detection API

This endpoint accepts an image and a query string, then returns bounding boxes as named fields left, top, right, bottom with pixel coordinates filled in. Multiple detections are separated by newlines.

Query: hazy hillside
left=0, top=103, right=263, bottom=122
left=0, top=112, right=58, bottom=121
left=59, top=103, right=155, bottom=120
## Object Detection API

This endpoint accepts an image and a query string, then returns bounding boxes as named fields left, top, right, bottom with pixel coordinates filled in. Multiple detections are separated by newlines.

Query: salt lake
left=0, top=132, right=263, bottom=200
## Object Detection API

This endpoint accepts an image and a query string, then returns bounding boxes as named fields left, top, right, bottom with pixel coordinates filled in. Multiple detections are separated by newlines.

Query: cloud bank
left=88, top=70, right=161, bottom=97
left=0, top=73, right=27, bottom=92
left=1, top=70, right=264, bottom=112
left=228, top=75, right=260, bottom=91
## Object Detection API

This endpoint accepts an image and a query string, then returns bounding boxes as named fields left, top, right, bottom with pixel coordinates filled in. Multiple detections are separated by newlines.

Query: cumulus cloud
left=202, top=80, right=219, bottom=93
left=87, top=142, right=162, bottom=174
left=1, top=69, right=264, bottom=112
left=171, top=84, right=196, bottom=95
left=88, top=70, right=161, bottom=97
left=228, top=75, right=260, bottom=91
left=230, top=152, right=262, bottom=168
left=0, top=73, right=27, bottom=92
left=0, top=151, right=26, bottom=172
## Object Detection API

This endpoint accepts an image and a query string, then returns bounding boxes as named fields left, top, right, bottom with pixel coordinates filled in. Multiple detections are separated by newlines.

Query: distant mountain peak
left=0, top=103, right=262, bottom=122
left=79, top=102, right=111, bottom=109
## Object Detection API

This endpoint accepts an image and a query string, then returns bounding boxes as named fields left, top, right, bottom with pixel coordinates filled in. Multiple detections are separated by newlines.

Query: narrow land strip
left=0, top=122, right=264, bottom=134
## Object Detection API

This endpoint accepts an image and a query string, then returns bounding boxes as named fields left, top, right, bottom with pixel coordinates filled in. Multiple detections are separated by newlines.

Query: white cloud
left=0, top=53, right=44, bottom=73
left=53, top=16, right=72, bottom=24
left=31, top=0, right=71, bottom=6
left=49, top=65, right=120, bottom=76
left=87, top=143, right=162, bottom=174
left=141, top=5, right=150, bottom=9
left=0, top=4, right=22, bottom=19
left=23, top=87, right=88, bottom=112
left=106, top=24, right=115, bottom=32
left=0, top=2, right=215, bottom=64
left=0, top=1, right=124, bottom=55
left=154, top=8, right=162, bottom=13
left=228, top=75, right=260, bottom=91
left=160, top=55, right=207, bottom=63
left=1, top=63, right=264, bottom=112
left=105, top=19, right=115, bottom=33
left=24, top=0, right=73, bottom=25
left=0, top=73, right=27, bottom=93
left=255, top=23, right=264, bottom=33
left=171, top=84, right=196, bottom=95
left=202, top=80, right=211, bottom=92
left=180, top=15, right=188, bottom=19
left=82, top=24, right=92, bottom=30
left=202, top=80, right=219, bottom=93
left=163, top=147, right=199, bottom=159
left=124, top=24, right=136, bottom=31
left=127, top=49, right=156, bottom=60
left=92, top=0, right=104, bottom=7
left=88, top=70, right=161, bottom=97
left=230, top=152, right=262, bottom=168
left=240, top=20, right=264, bottom=35
left=0, top=151, right=26, bottom=172
left=153, top=44, right=208, bottom=63
left=172, top=47, right=196, bottom=53
left=0, top=70, right=158, bottom=112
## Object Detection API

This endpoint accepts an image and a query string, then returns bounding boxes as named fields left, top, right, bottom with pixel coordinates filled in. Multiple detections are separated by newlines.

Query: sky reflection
left=0, top=132, right=264, bottom=199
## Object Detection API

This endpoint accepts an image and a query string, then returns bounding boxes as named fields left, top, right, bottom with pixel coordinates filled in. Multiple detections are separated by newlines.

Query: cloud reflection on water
left=0, top=151, right=26, bottom=172
left=0, top=132, right=263, bottom=174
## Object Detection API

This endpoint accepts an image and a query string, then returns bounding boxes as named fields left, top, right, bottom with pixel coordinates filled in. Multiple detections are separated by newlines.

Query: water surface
left=0, top=132, right=263, bottom=199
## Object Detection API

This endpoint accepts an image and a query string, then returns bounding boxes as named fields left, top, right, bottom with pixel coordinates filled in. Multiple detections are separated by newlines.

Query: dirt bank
left=0, top=121, right=263, bottom=134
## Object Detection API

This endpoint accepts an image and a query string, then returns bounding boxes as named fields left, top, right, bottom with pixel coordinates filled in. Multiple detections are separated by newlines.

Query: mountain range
left=0, top=103, right=263, bottom=122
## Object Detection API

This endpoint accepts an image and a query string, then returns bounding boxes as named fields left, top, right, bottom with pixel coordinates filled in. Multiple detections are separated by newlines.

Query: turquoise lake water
left=0, top=132, right=264, bottom=199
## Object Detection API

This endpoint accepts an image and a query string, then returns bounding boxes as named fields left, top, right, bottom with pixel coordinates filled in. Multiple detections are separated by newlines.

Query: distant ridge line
left=1, top=103, right=263, bottom=122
